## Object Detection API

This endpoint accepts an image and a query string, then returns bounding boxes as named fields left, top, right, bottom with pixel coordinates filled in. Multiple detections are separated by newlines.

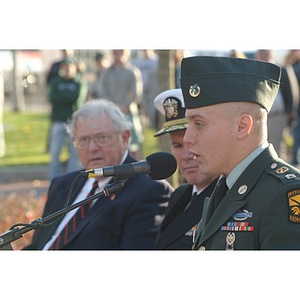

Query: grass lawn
left=0, top=110, right=161, bottom=250
left=0, top=110, right=159, bottom=168
left=1, top=111, right=51, bottom=167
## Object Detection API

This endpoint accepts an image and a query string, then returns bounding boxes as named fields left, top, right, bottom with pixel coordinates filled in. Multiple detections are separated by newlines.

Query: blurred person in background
left=175, top=50, right=190, bottom=89
left=280, top=50, right=300, bottom=166
left=88, top=51, right=110, bottom=99
left=153, top=89, right=218, bottom=249
left=101, top=50, right=144, bottom=159
left=23, top=100, right=173, bottom=250
left=46, top=49, right=76, bottom=85
left=48, top=57, right=88, bottom=180
left=255, top=49, right=291, bottom=160
left=131, top=50, right=159, bottom=128
left=229, top=49, right=248, bottom=59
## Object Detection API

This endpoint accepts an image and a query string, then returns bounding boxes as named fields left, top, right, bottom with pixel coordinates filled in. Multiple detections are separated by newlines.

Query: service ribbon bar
left=221, top=222, right=254, bottom=232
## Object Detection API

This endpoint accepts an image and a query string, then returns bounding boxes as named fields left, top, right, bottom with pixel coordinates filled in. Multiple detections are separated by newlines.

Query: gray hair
left=68, top=99, right=132, bottom=138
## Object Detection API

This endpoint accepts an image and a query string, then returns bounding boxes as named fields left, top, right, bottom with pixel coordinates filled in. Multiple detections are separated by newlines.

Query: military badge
left=287, top=189, right=300, bottom=223
left=285, top=174, right=296, bottom=179
left=276, top=166, right=289, bottom=174
left=233, top=210, right=253, bottom=221
left=185, top=225, right=198, bottom=242
left=185, top=225, right=197, bottom=236
left=189, top=84, right=201, bottom=97
left=163, top=98, right=179, bottom=119
left=226, top=232, right=235, bottom=250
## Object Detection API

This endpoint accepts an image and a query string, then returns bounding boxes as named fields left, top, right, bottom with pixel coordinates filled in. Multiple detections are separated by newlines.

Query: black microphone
left=81, top=152, right=177, bottom=180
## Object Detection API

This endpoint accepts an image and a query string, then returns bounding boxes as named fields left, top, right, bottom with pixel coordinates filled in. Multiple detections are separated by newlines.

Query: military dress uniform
left=155, top=182, right=217, bottom=249
left=153, top=89, right=217, bottom=249
left=180, top=56, right=300, bottom=250
left=193, top=144, right=300, bottom=250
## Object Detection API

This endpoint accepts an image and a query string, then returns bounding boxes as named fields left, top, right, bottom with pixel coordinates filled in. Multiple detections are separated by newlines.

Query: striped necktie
left=49, top=180, right=99, bottom=250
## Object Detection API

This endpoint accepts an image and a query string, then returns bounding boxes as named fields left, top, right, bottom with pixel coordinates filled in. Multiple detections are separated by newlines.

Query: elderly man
left=181, top=56, right=300, bottom=250
left=24, top=99, right=173, bottom=250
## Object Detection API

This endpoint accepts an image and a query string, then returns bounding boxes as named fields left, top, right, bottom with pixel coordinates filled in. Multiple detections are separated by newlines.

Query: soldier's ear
left=237, top=113, right=253, bottom=140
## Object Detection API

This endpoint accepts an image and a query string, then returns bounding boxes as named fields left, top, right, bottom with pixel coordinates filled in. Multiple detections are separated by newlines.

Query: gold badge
left=189, top=84, right=201, bottom=97
left=287, top=189, right=300, bottom=223
left=276, top=166, right=289, bottom=174
left=163, top=98, right=179, bottom=119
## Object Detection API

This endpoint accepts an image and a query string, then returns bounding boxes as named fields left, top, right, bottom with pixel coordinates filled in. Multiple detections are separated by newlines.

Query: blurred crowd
left=231, top=49, right=300, bottom=167
left=2, top=49, right=300, bottom=180
left=44, top=49, right=191, bottom=180
left=1, top=49, right=300, bottom=251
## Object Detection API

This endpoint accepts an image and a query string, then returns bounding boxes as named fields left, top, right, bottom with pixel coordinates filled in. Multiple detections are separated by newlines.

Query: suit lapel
left=156, top=185, right=193, bottom=247
left=157, top=181, right=216, bottom=248
left=199, top=193, right=246, bottom=244
left=39, top=173, right=87, bottom=248
left=63, top=176, right=129, bottom=248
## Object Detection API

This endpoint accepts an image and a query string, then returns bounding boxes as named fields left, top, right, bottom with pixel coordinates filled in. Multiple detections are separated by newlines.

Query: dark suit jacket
left=193, top=145, right=300, bottom=250
left=155, top=180, right=217, bottom=250
left=24, top=154, right=173, bottom=250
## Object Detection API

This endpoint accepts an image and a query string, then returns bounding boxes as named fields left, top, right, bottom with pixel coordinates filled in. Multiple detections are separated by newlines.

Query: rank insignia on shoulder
left=287, top=189, right=300, bottom=223
left=276, top=166, right=289, bottom=174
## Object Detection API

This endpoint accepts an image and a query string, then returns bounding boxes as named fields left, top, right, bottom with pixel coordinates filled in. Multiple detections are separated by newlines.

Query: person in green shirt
left=48, top=57, right=88, bottom=180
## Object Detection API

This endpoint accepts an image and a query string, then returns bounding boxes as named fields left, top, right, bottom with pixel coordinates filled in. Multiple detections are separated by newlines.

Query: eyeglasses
left=73, top=132, right=120, bottom=149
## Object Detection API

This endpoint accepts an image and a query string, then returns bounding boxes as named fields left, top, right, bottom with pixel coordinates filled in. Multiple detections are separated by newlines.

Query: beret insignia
left=189, top=84, right=201, bottom=98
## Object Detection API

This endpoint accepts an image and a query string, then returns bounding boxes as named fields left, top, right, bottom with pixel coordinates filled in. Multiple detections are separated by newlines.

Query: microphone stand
left=0, top=180, right=125, bottom=250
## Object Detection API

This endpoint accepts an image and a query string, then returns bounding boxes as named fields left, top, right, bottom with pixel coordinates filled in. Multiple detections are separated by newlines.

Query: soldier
left=153, top=89, right=218, bottom=249
left=180, top=56, right=300, bottom=250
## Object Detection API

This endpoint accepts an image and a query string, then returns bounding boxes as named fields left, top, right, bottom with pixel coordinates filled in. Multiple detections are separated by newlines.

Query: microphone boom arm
left=0, top=181, right=125, bottom=250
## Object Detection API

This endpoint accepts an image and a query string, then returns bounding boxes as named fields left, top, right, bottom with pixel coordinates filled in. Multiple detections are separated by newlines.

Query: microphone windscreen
left=146, top=152, right=177, bottom=180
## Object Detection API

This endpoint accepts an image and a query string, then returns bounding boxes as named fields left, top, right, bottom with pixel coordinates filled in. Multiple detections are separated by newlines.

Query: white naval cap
left=153, top=88, right=188, bottom=137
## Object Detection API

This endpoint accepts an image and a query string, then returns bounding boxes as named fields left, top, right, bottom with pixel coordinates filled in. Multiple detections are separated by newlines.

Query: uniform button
left=271, top=163, right=277, bottom=169
left=198, top=245, right=206, bottom=251
left=238, top=185, right=248, bottom=195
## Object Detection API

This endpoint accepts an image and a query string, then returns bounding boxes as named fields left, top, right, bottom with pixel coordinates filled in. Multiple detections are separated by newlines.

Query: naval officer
left=153, top=89, right=218, bottom=249
left=180, top=56, right=300, bottom=250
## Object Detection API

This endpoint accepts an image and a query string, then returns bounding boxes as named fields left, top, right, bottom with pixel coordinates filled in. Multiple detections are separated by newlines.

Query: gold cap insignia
left=163, top=98, right=179, bottom=119
left=189, top=84, right=201, bottom=98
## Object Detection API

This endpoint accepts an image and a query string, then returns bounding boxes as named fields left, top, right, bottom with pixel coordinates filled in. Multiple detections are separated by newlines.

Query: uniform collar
left=227, top=142, right=269, bottom=189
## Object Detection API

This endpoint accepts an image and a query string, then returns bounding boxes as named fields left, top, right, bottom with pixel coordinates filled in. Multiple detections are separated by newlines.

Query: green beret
left=180, top=56, right=281, bottom=112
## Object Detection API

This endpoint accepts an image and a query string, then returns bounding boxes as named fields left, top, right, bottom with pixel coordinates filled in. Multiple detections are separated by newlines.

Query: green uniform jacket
left=193, top=145, right=300, bottom=250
